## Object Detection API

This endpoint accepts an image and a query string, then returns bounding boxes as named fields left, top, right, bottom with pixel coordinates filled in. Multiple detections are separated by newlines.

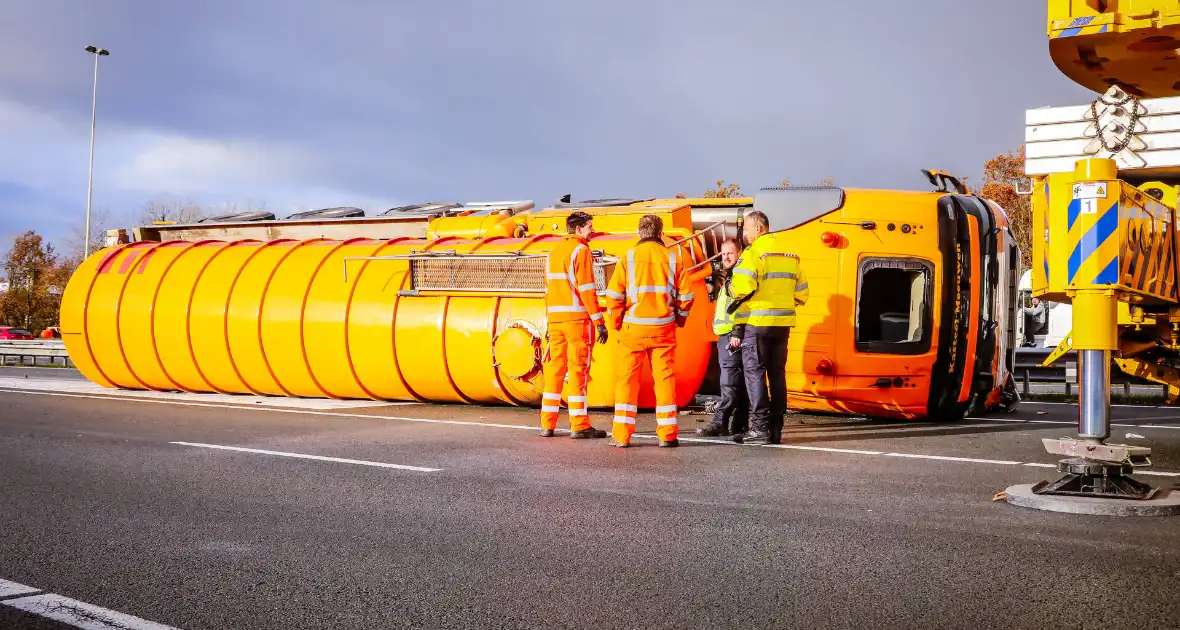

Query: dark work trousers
left=741, top=325, right=790, bottom=443
left=711, top=333, right=749, bottom=433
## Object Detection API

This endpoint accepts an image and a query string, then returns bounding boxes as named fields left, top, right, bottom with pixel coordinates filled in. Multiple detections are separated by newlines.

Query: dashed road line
left=0, top=577, right=181, bottom=629
left=4, top=387, right=1180, bottom=478
left=170, top=442, right=442, bottom=472
left=882, top=452, right=1023, bottom=465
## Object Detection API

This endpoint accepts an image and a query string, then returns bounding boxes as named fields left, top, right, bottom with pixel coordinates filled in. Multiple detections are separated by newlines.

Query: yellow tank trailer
left=60, top=202, right=716, bottom=410
left=61, top=179, right=1023, bottom=422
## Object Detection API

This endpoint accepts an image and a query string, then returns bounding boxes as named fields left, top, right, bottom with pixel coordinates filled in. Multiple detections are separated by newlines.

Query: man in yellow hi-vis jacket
left=728, top=211, right=809, bottom=445
left=696, top=236, right=749, bottom=437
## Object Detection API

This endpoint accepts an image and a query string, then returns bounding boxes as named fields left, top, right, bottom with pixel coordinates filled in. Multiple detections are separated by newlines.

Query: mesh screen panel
left=408, top=256, right=615, bottom=293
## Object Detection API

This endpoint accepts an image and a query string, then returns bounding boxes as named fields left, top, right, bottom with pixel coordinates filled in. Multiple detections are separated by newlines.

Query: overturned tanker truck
left=60, top=173, right=1022, bottom=421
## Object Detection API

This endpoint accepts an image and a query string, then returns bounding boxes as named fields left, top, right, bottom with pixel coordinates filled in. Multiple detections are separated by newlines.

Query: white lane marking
left=971, top=417, right=1180, bottom=430
left=2, top=592, right=181, bottom=629
left=170, top=442, right=441, bottom=472
left=627, top=433, right=887, bottom=455
left=0, top=377, right=415, bottom=410
left=1023, top=463, right=1057, bottom=468
left=767, top=444, right=884, bottom=455
left=882, top=452, right=1024, bottom=465
left=5, top=388, right=1180, bottom=478
left=979, top=417, right=1074, bottom=425
left=0, top=578, right=39, bottom=598
left=1026, top=401, right=1164, bottom=409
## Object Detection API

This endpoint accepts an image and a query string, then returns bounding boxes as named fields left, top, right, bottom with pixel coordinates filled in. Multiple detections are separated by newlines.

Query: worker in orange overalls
left=539, top=211, right=609, bottom=439
left=603, top=214, right=695, bottom=448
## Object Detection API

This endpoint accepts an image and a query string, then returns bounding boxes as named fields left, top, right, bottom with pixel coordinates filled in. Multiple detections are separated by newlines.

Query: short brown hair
left=744, top=210, right=769, bottom=231
left=721, top=236, right=742, bottom=250
left=566, top=211, right=593, bottom=233
left=638, top=214, right=663, bottom=240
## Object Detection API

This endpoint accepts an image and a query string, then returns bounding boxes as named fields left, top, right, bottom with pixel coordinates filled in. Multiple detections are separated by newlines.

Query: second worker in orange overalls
left=540, top=211, right=610, bottom=439
left=603, top=214, right=695, bottom=448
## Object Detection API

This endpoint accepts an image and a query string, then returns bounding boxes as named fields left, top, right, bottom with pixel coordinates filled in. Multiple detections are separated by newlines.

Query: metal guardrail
left=1014, top=347, right=1168, bottom=400
left=0, top=340, right=73, bottom=367
left=1015, top=348, right=1076, bottom=383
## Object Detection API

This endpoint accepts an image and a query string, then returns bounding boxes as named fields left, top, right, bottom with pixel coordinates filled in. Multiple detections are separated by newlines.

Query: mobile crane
left=1025, top=0, right=1180, bottom=501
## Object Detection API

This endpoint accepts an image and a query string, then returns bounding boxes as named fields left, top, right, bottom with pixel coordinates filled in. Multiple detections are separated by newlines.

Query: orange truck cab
left=645, top=177, right=1021, bottom=421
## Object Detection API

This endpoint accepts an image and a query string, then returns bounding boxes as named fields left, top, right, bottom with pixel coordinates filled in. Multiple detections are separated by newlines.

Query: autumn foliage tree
left=978, top=145, right=1033, bottom=269
left=0, top=231, right=71, bottom=333
left=780, top=176, right=836, bottom=188
left=702, top=180, right=744, bottom=198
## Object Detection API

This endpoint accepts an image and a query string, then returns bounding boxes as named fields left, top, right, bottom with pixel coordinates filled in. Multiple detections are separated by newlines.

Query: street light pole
left=84, top=45, right=109, bottom=260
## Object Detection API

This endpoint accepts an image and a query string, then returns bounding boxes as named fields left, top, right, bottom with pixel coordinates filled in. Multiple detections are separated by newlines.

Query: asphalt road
left=1, top=381, right=1178, bottom=629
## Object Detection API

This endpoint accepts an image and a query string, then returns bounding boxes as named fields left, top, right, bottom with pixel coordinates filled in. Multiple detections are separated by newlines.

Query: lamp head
left=85, top=46, right=110, bottom=56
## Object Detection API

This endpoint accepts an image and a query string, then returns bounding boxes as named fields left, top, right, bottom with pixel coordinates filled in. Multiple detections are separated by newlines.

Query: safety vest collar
left=712, top=282, right=735, bottom=334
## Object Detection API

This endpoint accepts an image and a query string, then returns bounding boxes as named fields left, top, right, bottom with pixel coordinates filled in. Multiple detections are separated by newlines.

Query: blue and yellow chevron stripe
left=1043, top=182, right=1050, bottom=285
left=1053, top=15, right=1110, bottom=38
left=1067, top=195, right=1120, bottom=287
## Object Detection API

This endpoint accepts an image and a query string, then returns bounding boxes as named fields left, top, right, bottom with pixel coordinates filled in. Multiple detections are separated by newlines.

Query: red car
left=0, top=327, right=34, bottom=340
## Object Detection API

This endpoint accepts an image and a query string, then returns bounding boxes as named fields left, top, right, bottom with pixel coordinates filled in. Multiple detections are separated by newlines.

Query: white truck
left=1017, top=269, right=1070, bottom=349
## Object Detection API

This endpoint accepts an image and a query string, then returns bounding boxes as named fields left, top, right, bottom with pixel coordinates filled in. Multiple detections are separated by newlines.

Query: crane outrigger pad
left=1004, top=483, right=1180, bottom=516
left=1033, top=438, right=1157, bottom=501
left=1031, top=459, right=1157, bottom=501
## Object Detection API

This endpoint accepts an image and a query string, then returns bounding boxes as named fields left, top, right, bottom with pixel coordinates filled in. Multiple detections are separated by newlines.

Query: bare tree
left=138, top=194, right=207, bottom=225
left=207, top=198, right=269, bottom=216
left=63, top=205, right=126, bottom=262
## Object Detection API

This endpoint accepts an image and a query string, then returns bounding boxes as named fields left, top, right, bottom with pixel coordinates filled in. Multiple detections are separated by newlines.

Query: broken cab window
left=855, top=257, right=933, bottom=355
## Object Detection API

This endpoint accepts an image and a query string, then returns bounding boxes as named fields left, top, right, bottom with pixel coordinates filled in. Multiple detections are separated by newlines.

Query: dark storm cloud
left=0, top=0, right=1096, bottom=243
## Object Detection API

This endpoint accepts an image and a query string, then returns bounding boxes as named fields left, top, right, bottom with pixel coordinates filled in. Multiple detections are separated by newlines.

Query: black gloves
left=596, top=324, right=608, bottom=344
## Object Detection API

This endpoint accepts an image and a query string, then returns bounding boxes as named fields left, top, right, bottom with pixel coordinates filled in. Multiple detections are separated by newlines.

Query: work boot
left=694, top=423, right=729, bottom=437
left=540, top=429, right=555, bottom=437
left=741, top=429, right=771, bottom=445
left=607, top=438, right=630, bottom=448
left=659, top=439, right=679, bottom=448
left=570, top=427, right=607, bottom=439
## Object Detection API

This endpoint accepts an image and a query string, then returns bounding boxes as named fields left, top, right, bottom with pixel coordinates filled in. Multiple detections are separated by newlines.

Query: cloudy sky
left=1, top=0, right=1094, bottom=253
